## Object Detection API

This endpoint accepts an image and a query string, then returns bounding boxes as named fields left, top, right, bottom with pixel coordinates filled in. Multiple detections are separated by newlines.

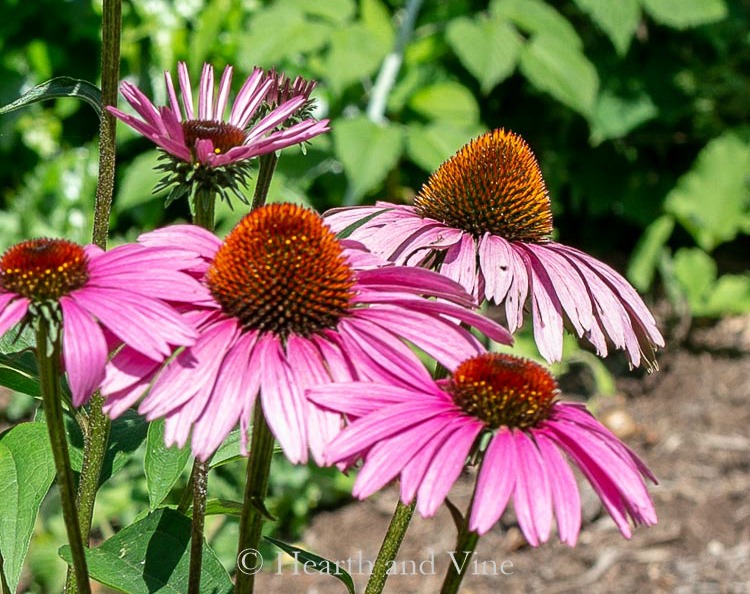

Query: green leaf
left=409, top=81, right=480, bottom=128
left=237, top=5, right=331, bottom=65
left=209, top=429, right=244, bottom=468
left=203, top=499, right=243, bottom=517
left=0, top=77, right=102, bottom=119
left=446, top=14, right=522, bottom=93
left=519, top=34, right=599, bottom=118
left=405, top=122, right=485, bottom=173
left=333, top=117, right=403, bottom=201
left=264, top=536, right=356, bottom=594
left=325, top=23, right=390, bottom=94
left=114, top=152, right=167, bottom=212
left=0, top=350, right=41, bottom=397
left=640, top=0, right=728, bottom=29
left=281, top=0, right=356, bottom=23
left=703, top=274, right=750, bottom=316
left=672, top=247, right=717, bottom=311
left=627, top=215, right=675, bottom=291
left=67, top=409, right=149, bottom=486
left=59, top=508, right=232, bottom=594
left=145, top=419, right=191, bottom=510
left=0, top=423, right=55, bottom=593
left=491, top=0, right=583, bottom=49
left=664, top=133, right=750, bottom=251
left=590, top=89, right=657, bottom=143
left=573, top=0, right=641, bottom=55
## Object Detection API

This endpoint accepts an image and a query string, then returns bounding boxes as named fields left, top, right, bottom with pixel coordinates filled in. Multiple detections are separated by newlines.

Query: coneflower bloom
left=310, top=352, right=657, bottom=546
left=101, top=203, right=512, bottom=464
left=324, top=129, right=664, bottom=369
left=0, top=238, right=204, bottom=406
left=108, top=62, right=329, bottom=202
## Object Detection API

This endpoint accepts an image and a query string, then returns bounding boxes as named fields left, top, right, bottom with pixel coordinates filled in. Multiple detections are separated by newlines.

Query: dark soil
left=257, top=315, right=750, bottom=594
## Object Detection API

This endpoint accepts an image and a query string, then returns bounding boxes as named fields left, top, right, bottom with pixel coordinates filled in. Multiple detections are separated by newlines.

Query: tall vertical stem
left=66, top=2, right=121, bottom=591
left=363, top=500, right=416, bottom=594
left=187, top=459, right=210, bottom=594
left=185, top=187, right=217, bottom=593
left=440, top=529, right=479, bottom=594
left=234, top=151, right=278, bottom=594
left=235, top=403, right=275, bottom=594
left=92, top=0, right=121, bottom=249
left=37, top=316, right=91, bottom=594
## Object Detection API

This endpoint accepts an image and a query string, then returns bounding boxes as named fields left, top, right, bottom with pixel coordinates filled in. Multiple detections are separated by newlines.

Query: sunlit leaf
left=405, top=122, right=485, bottom=172
left=59, top=508, right=232, bottom=593
left=408, top=81, right=480, bottom=128
left=0, top=423, right=55, bottom=594
left=573, top=0, right=641, bottom=55
left=446, top=14, right=522, bottom=93
left=0, top=77, right=101, bottom=119
left=664, top=133, right=750, bottom=251
left=640, top=0, right=728, bottom=29
left=144, top=419, right=191, bottom=510
left=627, top=215, right=675, bottom=291
left=491, top=0, right=582, bottom=49
left=519, top=34, right=599, bottom=117
left=237, top=5, right=330, bottom=65
left=333, top=117, right=403, bottom=202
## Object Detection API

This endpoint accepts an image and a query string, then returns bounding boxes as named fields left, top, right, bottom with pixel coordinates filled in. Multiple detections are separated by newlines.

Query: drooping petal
left=60, top=297, right=108, bottom=407
left=257, top=335, right=308, bottom=464
left=469, top=428, right=517, bottom=534
left=534, top=432, right=581, bottom=546
left=416, top=420, right=483, bottom=517
left=190, top=331, right=259, bottom=460
left=511, top=430, right=552, bottom=546
left=352, top=413, right=458, bottom=499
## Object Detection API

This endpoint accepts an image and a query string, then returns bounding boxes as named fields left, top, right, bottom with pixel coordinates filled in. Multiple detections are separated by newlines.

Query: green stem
left=65, top=2, right=121, bottom=590
left=37, top=316, right=91, bottom=594
left=439, top=529, right=479, bottom=594
left=363, top=500, right=415, bottom=594
left=177, top=462, right=197, bottom=515
left=92, top=0, right=121, bottom=250
left=363, top=361, right=451, bottom=594
left=250, top=152, right=278, bottom=211
left=187, top=460, right=210, bottom=594
left=235, top=404, right=275, bottom=594
left=74, top=393, right=110, bottom=537
left=194, top=187, right=217, bottom=230
left=183, top=187, right=217, bottom=593
left=233, top=159, right=279, bottom=593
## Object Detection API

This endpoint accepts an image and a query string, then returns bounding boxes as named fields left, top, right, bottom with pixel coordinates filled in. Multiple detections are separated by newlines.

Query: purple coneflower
left=101, top=203, right=512, bottom=464
left=108, top=62, right=329, bottom=202
left=310, top=352, right=657, bottom=546
left=324, top=129, right=664, bottom=369
left=0, top=238, right=205, bottom=406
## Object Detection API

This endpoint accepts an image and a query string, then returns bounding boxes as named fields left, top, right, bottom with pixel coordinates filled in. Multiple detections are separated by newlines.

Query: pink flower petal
left=60, top=296, right=108, bottom=407
left=469, top=428, right=517, bottom=534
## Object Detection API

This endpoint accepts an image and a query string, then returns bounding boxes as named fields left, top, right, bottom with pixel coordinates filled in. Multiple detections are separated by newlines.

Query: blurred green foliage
left=1, top=0, right=750, bottom=589
left=2, top=0, right=748, bottom=315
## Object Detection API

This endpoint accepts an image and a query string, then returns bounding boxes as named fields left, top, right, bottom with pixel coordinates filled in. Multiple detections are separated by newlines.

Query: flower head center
left=181, top=120, right=246, bottom=155
left=0, top=239, right=89, bottom=301
left=207, top=203, right=357, bottom=339
left=446, top=353, right=558, bottom=429
left=413, top=129, right=553, bottom=243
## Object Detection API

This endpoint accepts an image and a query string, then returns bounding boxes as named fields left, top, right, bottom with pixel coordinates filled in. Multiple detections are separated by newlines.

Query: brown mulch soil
left=257, top=316, right=750, bottom=593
